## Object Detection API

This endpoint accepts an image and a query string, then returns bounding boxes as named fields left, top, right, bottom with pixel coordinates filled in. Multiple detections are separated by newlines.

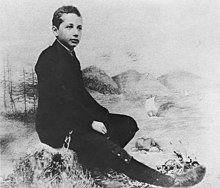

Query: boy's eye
left=78, top=26, right=82, bottom=30
left=66, top=25, right=73, bottom=29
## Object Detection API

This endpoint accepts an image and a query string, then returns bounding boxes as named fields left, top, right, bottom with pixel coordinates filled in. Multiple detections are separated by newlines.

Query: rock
left=134, top=137, right=162, bottom=152
left=157, top=101, right=175, bottom=117
left=112, top=70, right=143, bottom=92
left=82, top=66, right=120, bottom=94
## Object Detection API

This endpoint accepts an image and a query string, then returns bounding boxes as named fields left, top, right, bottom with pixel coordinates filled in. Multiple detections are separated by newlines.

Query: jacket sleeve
left=35, top=52, right=110, bottom=123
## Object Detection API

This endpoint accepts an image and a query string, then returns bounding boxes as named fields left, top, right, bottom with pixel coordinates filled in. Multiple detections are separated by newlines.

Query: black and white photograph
left=0, top=0, right=220, bottom=187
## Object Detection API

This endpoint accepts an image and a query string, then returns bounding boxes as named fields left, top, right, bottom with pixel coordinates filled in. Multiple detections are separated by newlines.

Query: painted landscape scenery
left=1, top=0, right=220, bottom=187
left=0, top=63, right=220, bottom=187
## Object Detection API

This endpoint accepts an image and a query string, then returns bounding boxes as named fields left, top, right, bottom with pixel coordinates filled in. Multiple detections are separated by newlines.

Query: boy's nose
left=72, top=29, right=79, bottom=37
left=73, top=33, right=78, bottom=37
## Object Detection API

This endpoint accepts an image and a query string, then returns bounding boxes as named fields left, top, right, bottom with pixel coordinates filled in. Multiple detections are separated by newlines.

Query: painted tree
left=1, top=59, right=17, bottom=113
left=26, top=69, right=38, bottom=113
left=3, top=66, right=7, bottom=110
left=7, top=66, right=17, bottom=111
left=14, top=68, right=38, bottom=116
left=2, top=65, right=8, bottom=112
left=23, top=68, right=27, bottom=115
left=13, top=69, right=28, bottom=117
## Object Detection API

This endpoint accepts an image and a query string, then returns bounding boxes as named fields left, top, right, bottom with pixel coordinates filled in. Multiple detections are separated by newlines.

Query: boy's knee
left=108, top=113, right=139, bottom=133
left=125, top=116, right=139, bottom=133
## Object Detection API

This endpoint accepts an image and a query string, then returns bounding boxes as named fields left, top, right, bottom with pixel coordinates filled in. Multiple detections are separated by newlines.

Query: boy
left=35, top=5, right=205, bottom=187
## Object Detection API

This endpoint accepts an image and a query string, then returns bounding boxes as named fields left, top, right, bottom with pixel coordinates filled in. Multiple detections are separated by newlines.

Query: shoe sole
left=174, top=165, right=206, bottom=187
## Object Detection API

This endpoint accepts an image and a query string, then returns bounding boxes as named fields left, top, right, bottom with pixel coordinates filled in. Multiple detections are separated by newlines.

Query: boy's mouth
left=70, top=39, right=79, bottom=44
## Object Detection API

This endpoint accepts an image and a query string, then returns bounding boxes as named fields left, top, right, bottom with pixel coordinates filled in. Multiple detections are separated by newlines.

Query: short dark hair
left=52, top=5, right=81, bottom=28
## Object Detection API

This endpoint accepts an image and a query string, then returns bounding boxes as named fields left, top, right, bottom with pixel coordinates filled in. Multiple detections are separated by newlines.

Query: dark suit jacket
left=35, top=40, right=109, bottom=147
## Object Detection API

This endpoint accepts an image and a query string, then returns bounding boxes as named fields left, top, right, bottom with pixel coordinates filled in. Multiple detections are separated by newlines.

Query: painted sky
left=1, top=0, right=220, bottom=81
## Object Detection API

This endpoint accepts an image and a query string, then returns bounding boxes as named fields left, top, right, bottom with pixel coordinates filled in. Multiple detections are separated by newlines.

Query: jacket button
left=117, top=153, right=120, bottom=156
left=125, top=159, right=128, bottom=162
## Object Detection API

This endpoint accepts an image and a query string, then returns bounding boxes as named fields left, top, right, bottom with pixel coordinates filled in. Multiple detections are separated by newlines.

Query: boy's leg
left=69, top=131, right=131, bottom=169
left=69, top=131, right=175, bottom=187
left=69, top=131, right=205, bottom=187
left=105, top=114, right=139, bottom=148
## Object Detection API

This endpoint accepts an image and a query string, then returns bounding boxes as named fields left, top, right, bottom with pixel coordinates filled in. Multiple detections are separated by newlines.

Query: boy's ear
left=52, top=26, right=59, bottom=37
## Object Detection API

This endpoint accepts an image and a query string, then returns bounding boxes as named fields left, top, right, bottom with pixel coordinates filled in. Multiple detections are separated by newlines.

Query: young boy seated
left=35, top=5, right=205, bottom=187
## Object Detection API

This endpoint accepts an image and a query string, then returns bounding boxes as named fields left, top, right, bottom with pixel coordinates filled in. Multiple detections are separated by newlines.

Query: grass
left=0, top=146, right=152, bottom=188
left=1, top=147, right=100, bottom=188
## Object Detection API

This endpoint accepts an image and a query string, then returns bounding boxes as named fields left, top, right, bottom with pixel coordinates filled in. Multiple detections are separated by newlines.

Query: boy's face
left=52, top=13, right=82, bottom=50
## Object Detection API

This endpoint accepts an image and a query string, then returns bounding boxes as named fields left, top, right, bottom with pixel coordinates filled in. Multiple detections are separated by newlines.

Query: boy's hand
left=91, top=121, right=107, bottom=134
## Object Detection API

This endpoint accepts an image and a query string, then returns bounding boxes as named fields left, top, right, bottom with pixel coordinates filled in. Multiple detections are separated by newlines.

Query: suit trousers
left=68, top=113, right=174, bottom=186
left=69, top=113, right=139, bottom=170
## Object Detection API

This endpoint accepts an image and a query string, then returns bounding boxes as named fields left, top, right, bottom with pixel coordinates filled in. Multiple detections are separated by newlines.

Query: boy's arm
left=74, top=85, right=110, bottom=123
left=35, top=53, right=109, bottom=123
left=60, top=81, right=110, bottom=123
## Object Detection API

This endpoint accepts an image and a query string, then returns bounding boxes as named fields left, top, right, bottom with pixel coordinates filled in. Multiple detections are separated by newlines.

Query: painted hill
left=112, top=70, right=143, bottom=92
left=112, top=70, right=171, bottom=96
left=82, top=66, right=120, bottom=95
left=158, top=70, right=208, bottom=94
